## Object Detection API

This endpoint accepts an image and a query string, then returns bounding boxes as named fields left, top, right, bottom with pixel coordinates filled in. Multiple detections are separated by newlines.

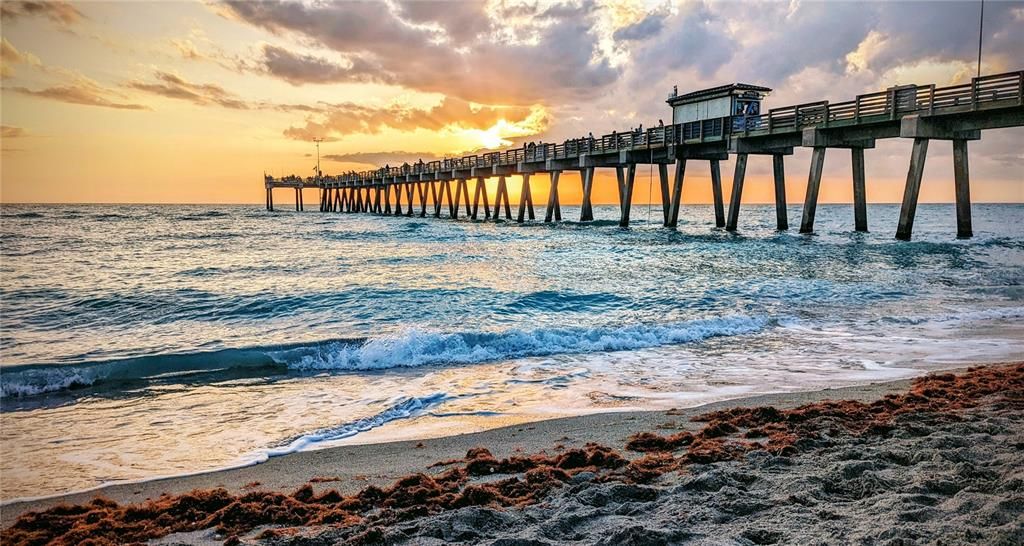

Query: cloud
left=0, top=1, right=84, bottom=27
left=12, top=78, right=149, bottom=110
left=126, top=71, right=248, bottom=109
left=626, top=2, right=736, bottom=78
left=259, top=45, right=388, bottom=85
left=612, top=10, right=666, bottom=42
left=1, top=38, right=42, bottom=78
left=323, top=151, right=445, bottom=166
left=220, top=0, right=619, bottom=105
left=2, top=125, right=28, bottom=138
left=392, top=0, right=491, bottom=45
left=282, top=97, right=544, bottom=141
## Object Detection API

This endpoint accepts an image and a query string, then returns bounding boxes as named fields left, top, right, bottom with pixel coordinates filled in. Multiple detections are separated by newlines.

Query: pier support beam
left=658, top=164, right=670, bottom=225
left=418, top=183, right=428, bottom=217
left=372, top=187, right=381, bottom=214
left=580, top=167, right=595, bottom=221
left=617, top=164, right=637, bottom=227
left=896, top=137, right=930, bottom=240
left=383, top=185, right=392, bottom=215
left=773, top=154, right=789, bottom=230
left=267, top=189, right=274, bottom=211
left=494, top=176, right=512, bottom=220
left=456, top=179, right=472, bottom=218
left=799, top=147, right=827, bottom=233
left=725, top=154, right=748, bottom=231
left=710, top=159, right=725, bottom=228
left=516, top=174, right=535, bottom=223
left=472, top=177, right=490, bottom=220
left=430, top=182, right=441, bottom=218
left=444, top=180, right=456, bottom=218
left=545, top=171, right=562, bottom=222
left=405, top=183, right=415, bottom=216
left=666, top=159, right=686, bottom=228
left=393, top=184, right=403, bottom=216
left=852, top=148, right=868, bottom=232
left=953, top=139, right=973, bottom=238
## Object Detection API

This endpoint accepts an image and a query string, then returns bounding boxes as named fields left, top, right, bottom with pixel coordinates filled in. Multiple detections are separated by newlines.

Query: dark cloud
left=866, top=2, right=1024, bottom=74
left=2, top=125, right=28, bottom=138
left=220, top=0, right=619, bottom=105
left=260, top=44, right=388, bottom=85
left=631, top=2, right=736, bottom=78
left=0, top=1, right=83, bottom=27
left=323, top=151, right=445, bottom=166
left=283, top=97, right=539, bottom=141
left=127, top=71, right=248, bottom=109
left=612, top=11, right=666, bottom=42
left=393, top=0, right=491, bottom=45
left=12, top=82, right=149, bottom=110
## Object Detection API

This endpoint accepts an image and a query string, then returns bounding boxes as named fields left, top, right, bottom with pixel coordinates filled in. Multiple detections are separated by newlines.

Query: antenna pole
left=977, top=0, right=984, bottom=78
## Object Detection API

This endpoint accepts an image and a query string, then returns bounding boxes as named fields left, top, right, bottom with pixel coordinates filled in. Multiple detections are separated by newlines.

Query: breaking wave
left=273, top=315, right=771, bottom=371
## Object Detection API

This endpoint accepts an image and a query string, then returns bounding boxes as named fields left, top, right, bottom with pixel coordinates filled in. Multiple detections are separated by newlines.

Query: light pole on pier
left=313, top=137, right=323, bottom=179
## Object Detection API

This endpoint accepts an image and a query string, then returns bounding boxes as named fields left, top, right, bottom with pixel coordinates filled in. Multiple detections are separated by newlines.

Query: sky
left=1, top=0, right=1022, bottom=205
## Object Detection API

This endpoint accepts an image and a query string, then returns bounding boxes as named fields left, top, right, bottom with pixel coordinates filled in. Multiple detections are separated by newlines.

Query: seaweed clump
left=624, top=363, right=1024, bottom=464
left=1, top=444, right=625, bottom=545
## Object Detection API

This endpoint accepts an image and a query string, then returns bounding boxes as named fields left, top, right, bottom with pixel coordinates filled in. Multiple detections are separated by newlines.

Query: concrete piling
left=799, top=147, right=827, bottom=234
left=666, top=159, right=686, bottom=228
left=896, top=138, right=930, bottom=241
left=953, top=139, right=973, bottom=238
left=580, top=167, right=595, bottom=221
left=710, top=160, right=725, bottom=228
left=772, top=154, right=789, bottom=231
left=545, top=171, right=561, bottom=223
left=852, top=148, right=868, bottom=232
left=725, top=154, right=748, bottom=231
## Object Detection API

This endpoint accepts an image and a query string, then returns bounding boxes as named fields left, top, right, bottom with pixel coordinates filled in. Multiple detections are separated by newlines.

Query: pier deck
left=265, top=71, right=1024, bottom=240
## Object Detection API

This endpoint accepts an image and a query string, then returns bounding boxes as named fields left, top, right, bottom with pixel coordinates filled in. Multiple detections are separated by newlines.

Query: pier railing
left=266, top=70, right=1023, bottom=187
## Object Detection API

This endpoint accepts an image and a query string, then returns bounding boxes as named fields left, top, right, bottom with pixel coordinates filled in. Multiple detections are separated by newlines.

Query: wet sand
left=1, top=376, right=919, bottom=526
left=4, top=363, right=1023, bottom=545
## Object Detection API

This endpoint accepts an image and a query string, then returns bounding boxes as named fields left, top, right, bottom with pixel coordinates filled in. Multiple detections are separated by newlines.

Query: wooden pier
left=265, top=71, right=1024, bottom=240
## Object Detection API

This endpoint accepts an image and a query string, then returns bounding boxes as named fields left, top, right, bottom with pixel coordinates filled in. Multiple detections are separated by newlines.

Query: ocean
left=1, top=202, right=1022, bottom=502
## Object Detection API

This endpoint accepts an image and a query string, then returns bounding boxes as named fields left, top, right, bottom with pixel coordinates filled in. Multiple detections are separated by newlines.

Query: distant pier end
left=264, top=71, right=1024, bottom=240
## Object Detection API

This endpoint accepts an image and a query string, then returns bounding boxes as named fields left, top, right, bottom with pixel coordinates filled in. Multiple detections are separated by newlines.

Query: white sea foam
left=277, top=315, right=772, bottom=371
left=883, top=305, right=1024, bottom=326
left=264, top=392, right=450, bottom=457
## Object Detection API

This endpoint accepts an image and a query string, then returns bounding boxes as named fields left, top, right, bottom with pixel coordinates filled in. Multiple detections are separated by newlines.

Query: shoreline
left=1, top=371, right=936, bottom=525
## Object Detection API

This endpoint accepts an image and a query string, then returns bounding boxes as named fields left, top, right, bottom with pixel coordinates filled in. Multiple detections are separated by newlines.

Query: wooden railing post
left=928, top=85, right=935, bottom=115
left=1018, top=72, right=1023, bottom=106
left=971, top=77, right=979, bottom=110
left=854, top=96, right=861, bottom=123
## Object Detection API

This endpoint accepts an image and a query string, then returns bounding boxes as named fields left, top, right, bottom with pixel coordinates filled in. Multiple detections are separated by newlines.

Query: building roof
left=667, top=83, right=772, bottom=105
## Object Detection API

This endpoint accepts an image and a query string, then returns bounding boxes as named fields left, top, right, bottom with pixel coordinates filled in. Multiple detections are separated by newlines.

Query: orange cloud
left=12, top=82, right=149, bottom=110
left=283, top=97, right=545, bottom=141
left=127, top=71, right=248, bottom=109
left=0, top=1, right=83, bottom=27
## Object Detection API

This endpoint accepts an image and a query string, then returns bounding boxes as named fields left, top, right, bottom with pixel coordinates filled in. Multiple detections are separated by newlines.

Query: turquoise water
left=1, top=203, right=1022, bottom=500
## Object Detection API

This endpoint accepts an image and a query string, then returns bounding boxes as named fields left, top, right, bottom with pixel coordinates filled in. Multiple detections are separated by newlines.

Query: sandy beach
left=4, top=362, right=1022, bottom=545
